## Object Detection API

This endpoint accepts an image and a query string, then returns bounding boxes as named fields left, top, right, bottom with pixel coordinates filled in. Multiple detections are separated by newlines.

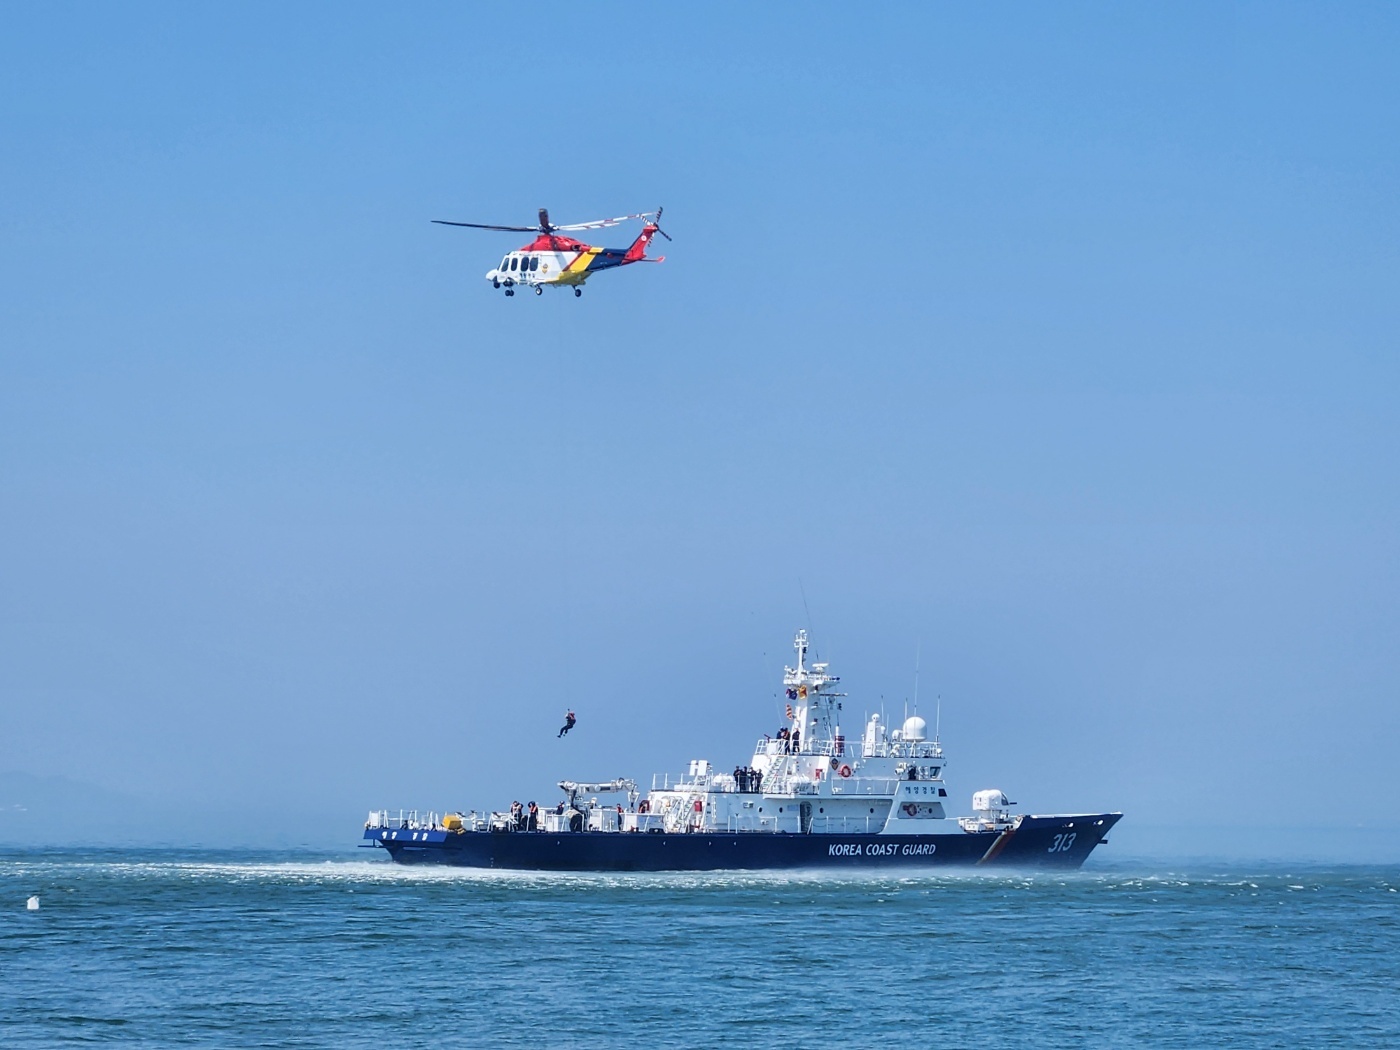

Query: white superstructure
left=640, top=630, right=976, bottom=836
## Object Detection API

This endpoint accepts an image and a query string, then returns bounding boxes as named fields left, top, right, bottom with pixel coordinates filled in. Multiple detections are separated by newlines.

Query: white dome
left=902, top=716, right=927, bottom=742
left=972, top=789, right=1011, bottom=812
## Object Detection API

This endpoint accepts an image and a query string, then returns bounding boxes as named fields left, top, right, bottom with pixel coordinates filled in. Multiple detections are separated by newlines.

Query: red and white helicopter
left=433, top=207, right=670, bottom=297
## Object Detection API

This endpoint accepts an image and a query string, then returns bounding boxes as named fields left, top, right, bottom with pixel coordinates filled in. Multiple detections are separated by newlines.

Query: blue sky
left=2, top=4, right=1397, bottom=851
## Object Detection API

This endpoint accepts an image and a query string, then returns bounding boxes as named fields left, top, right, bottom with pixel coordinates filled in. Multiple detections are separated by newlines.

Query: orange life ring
left=903, top=803, right=918, bottom=817
left=838, top=765, right=852, bottom=778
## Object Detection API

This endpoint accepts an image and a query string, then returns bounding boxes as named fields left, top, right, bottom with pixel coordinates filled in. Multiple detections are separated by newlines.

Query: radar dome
left=902, top=716, right=927, bottom=742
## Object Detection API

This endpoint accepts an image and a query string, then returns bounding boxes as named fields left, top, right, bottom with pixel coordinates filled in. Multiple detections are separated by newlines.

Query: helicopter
left=433, top=207, right=671, bottom=297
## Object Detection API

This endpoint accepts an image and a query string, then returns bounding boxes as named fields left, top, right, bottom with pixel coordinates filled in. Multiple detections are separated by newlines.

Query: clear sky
left=2, top=4, right=1397, bottom=851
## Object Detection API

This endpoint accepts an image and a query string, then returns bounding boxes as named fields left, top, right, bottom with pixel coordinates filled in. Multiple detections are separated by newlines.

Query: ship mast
left=783, top=629, right=843, bottom=753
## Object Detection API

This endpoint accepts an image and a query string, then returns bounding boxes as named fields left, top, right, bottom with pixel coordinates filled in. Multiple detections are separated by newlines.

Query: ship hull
left=363, top=813, right=1121, bottom=872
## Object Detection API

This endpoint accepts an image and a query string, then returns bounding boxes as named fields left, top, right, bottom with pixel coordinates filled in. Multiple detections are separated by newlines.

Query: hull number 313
left=1048, top=832, right=1077, bottom=853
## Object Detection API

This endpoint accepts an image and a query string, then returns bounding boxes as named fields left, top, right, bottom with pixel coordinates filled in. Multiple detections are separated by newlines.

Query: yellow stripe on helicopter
left=565, top=248, right=603, bottom=274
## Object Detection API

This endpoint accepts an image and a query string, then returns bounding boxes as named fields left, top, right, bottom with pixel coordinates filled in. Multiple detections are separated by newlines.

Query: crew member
left=558, top=709, right=577, bottom=738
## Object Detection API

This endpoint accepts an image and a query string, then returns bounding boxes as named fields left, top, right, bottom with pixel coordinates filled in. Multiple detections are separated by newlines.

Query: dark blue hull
left=363, top=813, right=1121, bottom=871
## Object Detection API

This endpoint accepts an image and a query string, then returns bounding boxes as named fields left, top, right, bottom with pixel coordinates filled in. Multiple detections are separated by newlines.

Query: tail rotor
left=649, top=206, right=672, bottom=242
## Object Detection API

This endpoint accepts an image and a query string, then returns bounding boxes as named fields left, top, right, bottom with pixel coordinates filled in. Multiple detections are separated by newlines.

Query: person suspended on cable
left=558, top=709, right=577, bottom=737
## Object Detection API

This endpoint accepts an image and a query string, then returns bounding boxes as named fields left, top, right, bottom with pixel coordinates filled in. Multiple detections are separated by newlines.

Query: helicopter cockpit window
left=500, top=257, right=510, bottom=271
left=509, top=256, right=518, bottom=271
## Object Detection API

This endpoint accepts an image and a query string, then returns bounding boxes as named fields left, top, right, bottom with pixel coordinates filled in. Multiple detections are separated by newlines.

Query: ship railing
left=812, top=815, right=881, bottom=834
left=860, top=742, right=945, bottom=760
left=620, top=813, right=667, bottom=833
left=652, top=772, right=695, bottom=791
left=366, top=808, right=443, bottom=831
left=754, top=738, right=851, bottom=759
left=723, top=814, right=782, bottom=833
left=488, top=811, right=513, bottom=832
left=653, top=772, right=770, bottom=794
left=755, top=737, right=806, bottom=757
left=653, top=772, right=713, bottom=791
left=712, top=814, right=884, bottom=834
left=653, top=770, right=889, bottom=799
left=830, top=777, right=898, bottom=796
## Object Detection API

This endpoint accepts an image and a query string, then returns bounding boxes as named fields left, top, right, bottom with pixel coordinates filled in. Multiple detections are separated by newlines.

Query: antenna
left=798, top=579, right=817, bottom=658
left=935, top=693, right=942, bottom=745
left=913, top=641, right=921, bottom=714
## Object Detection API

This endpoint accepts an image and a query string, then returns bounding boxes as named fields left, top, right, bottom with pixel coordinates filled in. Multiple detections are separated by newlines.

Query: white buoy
left=26, top=895, right=40, bottom=911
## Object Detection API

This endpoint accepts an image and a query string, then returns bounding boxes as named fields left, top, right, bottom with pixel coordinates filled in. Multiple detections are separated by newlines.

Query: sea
left=2, top=849, right=1397, bottom=1048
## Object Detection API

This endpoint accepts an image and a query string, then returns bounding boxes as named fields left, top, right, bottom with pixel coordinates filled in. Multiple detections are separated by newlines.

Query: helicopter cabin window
left=529, top=256, right=539, bottom=271
left=509, top=256, right=519, bottom=271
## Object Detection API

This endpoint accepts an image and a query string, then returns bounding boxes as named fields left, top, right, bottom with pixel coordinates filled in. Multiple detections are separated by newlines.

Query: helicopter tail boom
left=623, top=224, right=660, bottom=263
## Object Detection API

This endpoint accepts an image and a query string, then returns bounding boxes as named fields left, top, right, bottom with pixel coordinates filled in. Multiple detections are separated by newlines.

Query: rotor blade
left=432, top=220, right=538, bottom=232
left=552, top=212, right=652, bottom=231
left=654, top=227, right=673, bottom=242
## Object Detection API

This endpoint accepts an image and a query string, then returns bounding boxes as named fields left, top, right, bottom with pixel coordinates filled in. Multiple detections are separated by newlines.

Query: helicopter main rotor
left=432, top=207, right=669, bottom=238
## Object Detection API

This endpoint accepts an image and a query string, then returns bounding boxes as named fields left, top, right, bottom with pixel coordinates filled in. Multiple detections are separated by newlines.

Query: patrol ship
left=363, top=631, right=1121, bottom=870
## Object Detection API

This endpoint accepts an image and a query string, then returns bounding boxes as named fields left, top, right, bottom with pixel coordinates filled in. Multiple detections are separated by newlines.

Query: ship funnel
left=902, top=715, right=927, bottom=742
